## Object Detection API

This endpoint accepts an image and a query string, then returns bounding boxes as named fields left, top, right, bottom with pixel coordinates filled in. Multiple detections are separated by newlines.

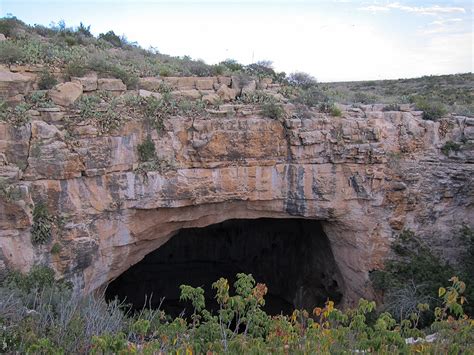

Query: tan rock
left=195, top=78, right=215, bottom=90
left=177, top=77, right=196, bottom=90
left=202, top=93, right=220, bottom=104
left=97, top=78, right=126, bottom=91
left=72, top=74, right=98, bottom=91
left=0, top=69, right=32, bottom=97
left=173, top=89, right=201, bottom=100
left=0, top=34, right=6, bottom=41
left=139, top=89, right=162, bottom=100
left=217, top=76, right=232, bottom=86
left=49, top=81, right=82, bottom=106
left=138, top=77, right=163, bottom=91
left=0, top=90, right=472, bottom=312
left=216, top=84, right=237, bottom=102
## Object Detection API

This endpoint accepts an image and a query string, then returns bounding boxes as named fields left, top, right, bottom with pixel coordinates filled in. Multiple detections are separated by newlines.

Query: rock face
left=0, top=71, right=473, bottom=308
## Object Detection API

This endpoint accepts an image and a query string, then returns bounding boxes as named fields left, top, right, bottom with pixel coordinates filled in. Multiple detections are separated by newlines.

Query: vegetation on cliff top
left=0, top=15, right=473, bottom=118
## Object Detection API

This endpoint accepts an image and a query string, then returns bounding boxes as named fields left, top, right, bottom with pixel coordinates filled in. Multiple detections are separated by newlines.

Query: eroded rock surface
left=0, top=70, right=473, bottom=307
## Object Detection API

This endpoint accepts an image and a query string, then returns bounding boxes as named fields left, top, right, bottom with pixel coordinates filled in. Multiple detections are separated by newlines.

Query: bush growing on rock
left=261, top=102, right=285, bottom=120
left=137, top=136, right=156, bottom=162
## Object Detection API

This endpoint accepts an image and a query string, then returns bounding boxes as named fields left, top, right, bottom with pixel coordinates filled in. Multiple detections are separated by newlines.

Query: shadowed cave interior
left=105, top=218, right=344, bottom=317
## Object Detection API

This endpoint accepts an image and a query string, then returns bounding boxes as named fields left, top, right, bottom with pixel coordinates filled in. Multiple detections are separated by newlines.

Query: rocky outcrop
left=0, top=68, right=473, bottom=307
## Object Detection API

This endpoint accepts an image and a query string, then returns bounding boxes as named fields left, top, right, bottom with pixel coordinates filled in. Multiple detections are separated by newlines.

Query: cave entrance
left=105, top=218, right=343, bottom=316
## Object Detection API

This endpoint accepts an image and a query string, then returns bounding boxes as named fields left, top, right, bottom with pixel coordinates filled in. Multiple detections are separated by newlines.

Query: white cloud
left=429, top=18, right=463, bottom=26
left=360, top=2, right=466, bottom=16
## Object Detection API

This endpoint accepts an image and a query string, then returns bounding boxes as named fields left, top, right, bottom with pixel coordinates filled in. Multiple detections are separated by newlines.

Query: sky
left=0, top=0, right=472, bottom=82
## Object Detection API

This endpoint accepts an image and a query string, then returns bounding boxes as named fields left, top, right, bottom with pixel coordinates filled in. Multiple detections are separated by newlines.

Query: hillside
left=0, top=16, right=472, bottom=119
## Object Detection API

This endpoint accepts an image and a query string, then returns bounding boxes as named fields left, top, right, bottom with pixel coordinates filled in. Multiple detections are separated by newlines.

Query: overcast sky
left=1, top=0, right=472, bottom=81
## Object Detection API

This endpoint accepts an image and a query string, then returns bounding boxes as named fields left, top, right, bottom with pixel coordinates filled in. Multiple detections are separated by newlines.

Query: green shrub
left=0, top=16, right=24, bottom=37
left=137, top=136, right=156, bottom=162
left=219, top=59, right=243, bottom=72
left=414, top=97, right=448, bottom=120
left=441, top=140, right=461, bottom=156
left=287, top=72, right=317, bottom=89
left=98, top=30, right=123, bottom=47
left=37, top=69, right=57, bottom=90
left=371, top=229, right=474, bottom=320
left=330, top=105, right=342, bottom=117
left=27, top=91, right=55, bottom=108
left=293, top=86, right=329, bottom=107
left=31, top=203, right=53, bottom=245
left=50, top=243, right=62, bottom=255
left=261, top=102, right=285, bottom=120
left=65, top=59, right=88, bottom=78
left=0, top=102, right=31, bottom=127
left=0, top=40, right=25, bottom=63
left=353, top=91, right=379, bottom=104
left=382, top=103, right=401, bottom=111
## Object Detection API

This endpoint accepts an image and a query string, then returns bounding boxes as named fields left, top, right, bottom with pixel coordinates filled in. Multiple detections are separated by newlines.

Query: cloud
left=429, top=18, right=463, bottom=26
left=359, top=2, right=466, bottom=16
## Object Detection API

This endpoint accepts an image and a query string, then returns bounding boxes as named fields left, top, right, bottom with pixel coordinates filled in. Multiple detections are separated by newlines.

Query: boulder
left=0, top=69, right=32, bottom=98
left=202, top=93, right=220, bottom=104
left=177, top=77, right=196, bottom=90
left=49, top=81, right=82, bottom=106
left=195, top=78, right=216, bottom=90
left=139, top=89, right=162, bottom=100
left=138, top=77, right=164, bottom=91
left=97, top=78, right=126, bottom=91
left=173, top=89, right=201, bottom=100
left=216, top=84, right=237, bottom=102
left=217, top=76, right=232, bottom=86
left=72, top=74, right=98, bottom=91
left=0, top=34, right=6, bottom=41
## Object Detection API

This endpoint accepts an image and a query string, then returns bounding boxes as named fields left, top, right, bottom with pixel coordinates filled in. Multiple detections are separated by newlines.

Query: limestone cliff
left=0, top=65, right=473, bottom=307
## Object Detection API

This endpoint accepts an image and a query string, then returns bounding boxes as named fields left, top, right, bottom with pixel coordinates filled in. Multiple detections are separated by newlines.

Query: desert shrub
left=50, top=243, right=62, bottom=255
left=27, top=91, right=55, bottom=108
left=261, top=102, right=285, bottom=120
left=238, top=91, right=275, bottom=104
left=65, top=59, right=88, bottom=78
left=371, top=228, right=474, bottom=320
left=37, top=69, right=57, bottom=90
left=0, top=40, right=26, bottom=63
left=181, top=58, right=213, bottom=77
left=413, top=97, right=448, bottom=120
left=441, top=140, right=461, bottom=156
left=31, top=203, right=53, bottom=245
left=1, top=268, right=473, bottom=353
left=287, top=71, right=317, bottom=89
left=87, top=55, right=138, bottom=88
left=219, top=59, right=243, bottom=72
left=0, top=102, right=31, bottom=126
left=98, top=30, right=123, bottom=47
left=0, top=16, right=24, bottom=37
left=319, top=102, right=341, bottom=116
left=137, top=136, right=156, bottom=162
left=353, top=91, right=379, bottom=104
left=293, top=86, right=329, bottom=107
left=382, top=103, right=401, bottom=111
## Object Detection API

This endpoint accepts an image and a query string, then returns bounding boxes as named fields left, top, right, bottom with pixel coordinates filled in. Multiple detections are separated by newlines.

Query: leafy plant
left=31, top=203, right=53, bottom=245
left=414, top=97, right=448, bottom=120
left=137, top=136, right=156, bottom=162
left=441, top=140, right=461, bottom=156
left=261, top=102, right=285, bottom=120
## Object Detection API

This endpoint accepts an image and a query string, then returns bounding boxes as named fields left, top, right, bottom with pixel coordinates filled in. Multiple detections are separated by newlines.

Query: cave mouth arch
left=105, top=218, right=344, bottom=317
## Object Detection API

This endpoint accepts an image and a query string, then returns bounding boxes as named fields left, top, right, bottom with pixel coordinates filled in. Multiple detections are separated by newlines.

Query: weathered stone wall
left=0, top=66, right=473, bottom=307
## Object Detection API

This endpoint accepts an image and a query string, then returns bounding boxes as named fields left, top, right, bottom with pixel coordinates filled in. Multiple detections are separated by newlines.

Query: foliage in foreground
left=0, top=267, right=473, bottom=354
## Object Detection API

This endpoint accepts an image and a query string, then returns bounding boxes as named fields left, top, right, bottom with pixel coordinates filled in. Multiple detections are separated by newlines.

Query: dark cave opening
left=105, top=218, right=343, bottom=317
